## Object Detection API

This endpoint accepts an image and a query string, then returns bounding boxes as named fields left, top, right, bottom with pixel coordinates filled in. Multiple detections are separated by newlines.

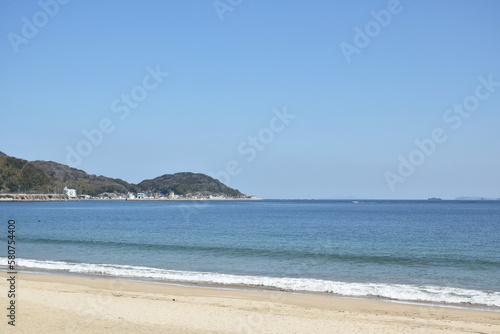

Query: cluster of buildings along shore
left=61, top=187, right=259, bottom=200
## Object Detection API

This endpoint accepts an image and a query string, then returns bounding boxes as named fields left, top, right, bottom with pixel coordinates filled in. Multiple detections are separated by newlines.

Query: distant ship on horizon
left=427, top=197, right=442, bottom=201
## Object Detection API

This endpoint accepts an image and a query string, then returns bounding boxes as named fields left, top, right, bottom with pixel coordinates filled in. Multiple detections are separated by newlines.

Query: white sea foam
left=2, top=257, right=499, bottom=308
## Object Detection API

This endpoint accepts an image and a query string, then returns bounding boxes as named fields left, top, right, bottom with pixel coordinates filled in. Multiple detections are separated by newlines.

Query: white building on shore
left=62, top=187, right=77, bottom=198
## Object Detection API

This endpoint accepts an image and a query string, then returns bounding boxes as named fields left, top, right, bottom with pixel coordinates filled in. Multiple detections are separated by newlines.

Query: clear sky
left=1, top=0, right=499, bottom=199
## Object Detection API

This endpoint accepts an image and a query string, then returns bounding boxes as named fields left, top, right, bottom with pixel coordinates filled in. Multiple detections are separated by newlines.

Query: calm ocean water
left=1, top=200, right=499, bottom=307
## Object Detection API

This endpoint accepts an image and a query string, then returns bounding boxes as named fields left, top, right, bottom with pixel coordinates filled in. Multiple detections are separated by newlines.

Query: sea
left=1, top=200, right=499, bottom=309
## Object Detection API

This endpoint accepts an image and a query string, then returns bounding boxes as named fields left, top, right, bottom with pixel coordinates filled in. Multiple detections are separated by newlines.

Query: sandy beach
left=1, top=272, right=498, bottom=333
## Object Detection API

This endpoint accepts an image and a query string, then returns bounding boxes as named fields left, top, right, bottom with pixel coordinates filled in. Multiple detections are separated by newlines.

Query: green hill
left=0, top=156, right=52, bottom=193
left=138, top=172, right=244, bottom=197
left=32, top=160, right=139, bottom=196
left=0, top=152, right=246, bottom=198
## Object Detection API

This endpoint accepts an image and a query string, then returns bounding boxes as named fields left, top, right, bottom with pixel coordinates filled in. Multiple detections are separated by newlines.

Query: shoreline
left=10, top=269, right=500, bottom=313
left=2, top=196, right=499, bottom=202
left=2, top=271, right=499, bottom=333
left=2, top=259, right=500, bottom=311
left=0, top=194, right=262, bottom=202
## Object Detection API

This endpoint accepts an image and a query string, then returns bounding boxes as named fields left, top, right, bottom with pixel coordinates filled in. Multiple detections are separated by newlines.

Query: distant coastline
left=2, top=195, right=499, bottom=202
left=0, top=193, right=262, bottom=202
left=0, top=152, right=250, bottom=200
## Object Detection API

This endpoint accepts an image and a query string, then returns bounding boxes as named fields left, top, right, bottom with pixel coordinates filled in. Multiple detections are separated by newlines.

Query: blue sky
left=1, top=0, right=499, bottom=199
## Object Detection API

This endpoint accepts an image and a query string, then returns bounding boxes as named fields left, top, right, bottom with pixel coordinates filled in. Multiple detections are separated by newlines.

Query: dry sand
left=1, top=272, right=499, bottom=333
